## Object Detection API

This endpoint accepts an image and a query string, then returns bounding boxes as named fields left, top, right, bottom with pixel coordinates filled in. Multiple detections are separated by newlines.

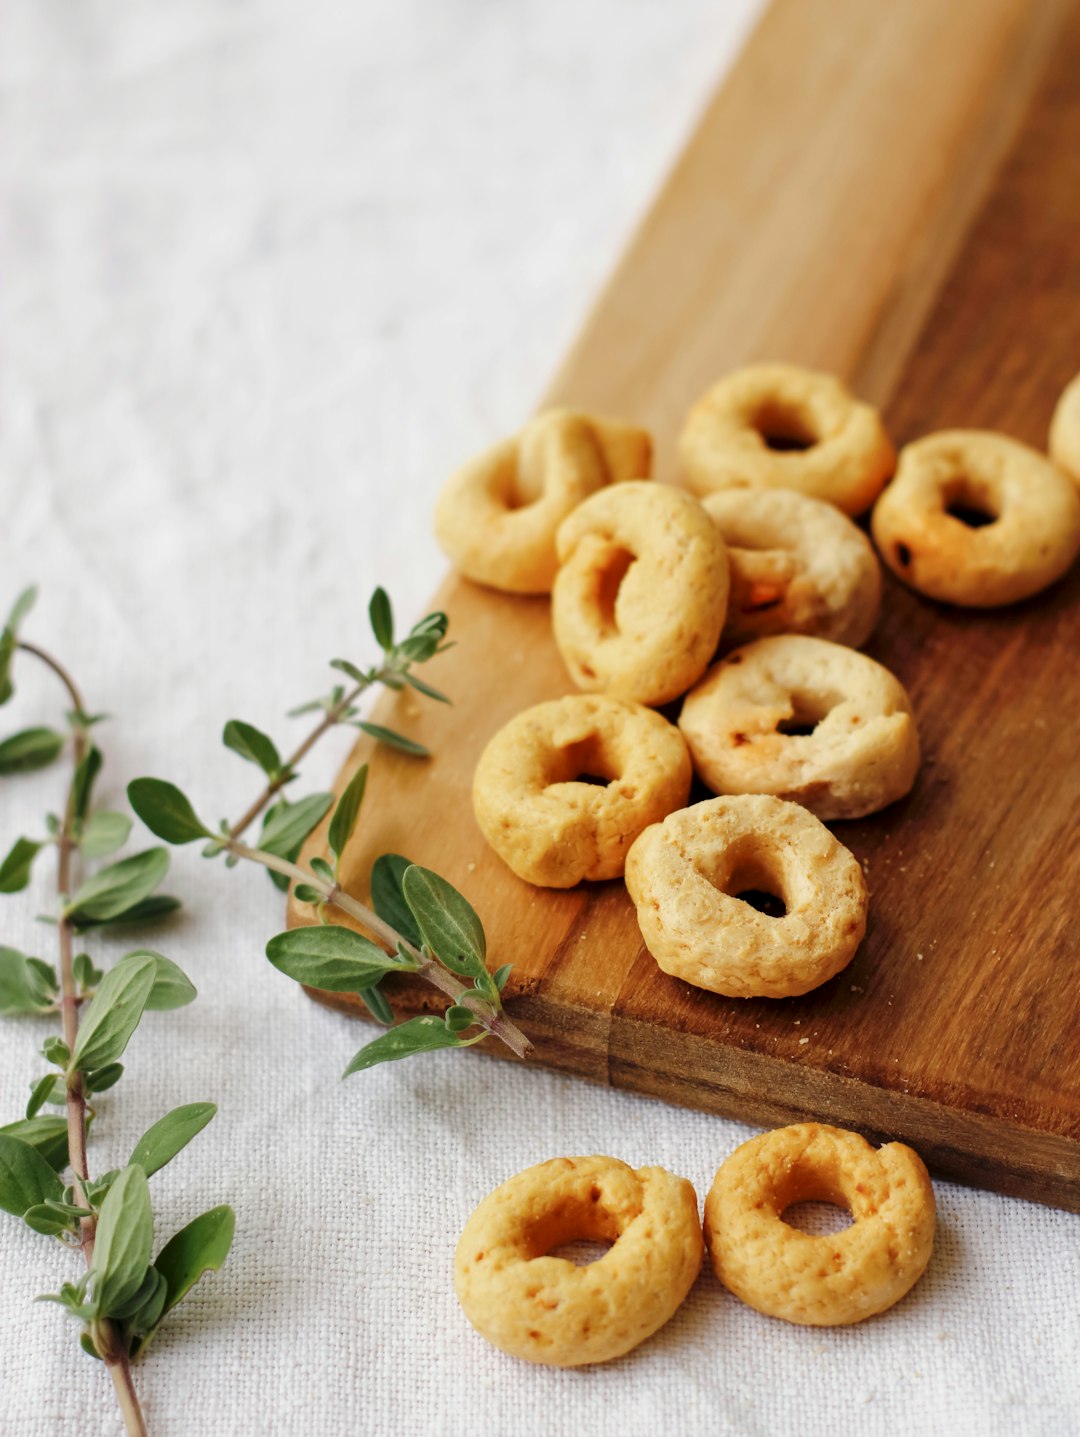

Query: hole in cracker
left=895, top=542, right=912, bottom=567
left=594, top=545, right=636, bottom=633
left=775, top=689, right=840, bottom=739
left=711, top=843, right=789, bottom=919
left=546, top=734, right=621, bottom=791
left=751, top=399, right=820, bottom=453
left=548, top=1237, right=614, bottom=1266
left=734, top=888, right=788, bottom=919
left=781, top=1201, right=854, bottom=1236
left=945, top=489, right=997, bottom=528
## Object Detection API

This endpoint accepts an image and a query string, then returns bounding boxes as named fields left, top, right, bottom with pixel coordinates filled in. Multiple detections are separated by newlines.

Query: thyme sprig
left=128, top=589, right=532, bottom=1070
left=0, top=588, right=234, bottom=1437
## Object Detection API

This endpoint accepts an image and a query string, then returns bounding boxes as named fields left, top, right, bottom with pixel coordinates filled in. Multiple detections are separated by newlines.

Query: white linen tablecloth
left=2, top=2, right=1077, bottom=1433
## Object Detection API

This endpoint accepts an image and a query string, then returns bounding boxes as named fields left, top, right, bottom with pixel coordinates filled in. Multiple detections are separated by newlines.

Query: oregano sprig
left=0, top=589, right=234, bottom=1437
left=127, top=588, right=533, bottom=1072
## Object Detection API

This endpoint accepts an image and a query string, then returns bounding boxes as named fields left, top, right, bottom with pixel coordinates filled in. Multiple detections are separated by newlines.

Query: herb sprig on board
left=0, top=588, right=234, bottom=1437
left=128, top=588, right=532, bottom=1072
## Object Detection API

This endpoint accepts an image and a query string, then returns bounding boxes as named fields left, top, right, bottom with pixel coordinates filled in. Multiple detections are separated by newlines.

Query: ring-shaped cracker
left=871, top=430, right=1080, bottom=606
left=552, top=482, right=730, bottom=706
left=678, top=635, right=919, bottom=821
left=454, top=1155, right=703, bottom=1366
left=625, top=795, right=867, bottom=998
left=679, top=364, right=894, bottom=516
left=1049, top=371, right=1080, bottom=486
left=702, top=489, right=881, bottom=648
left=434, top=408, right=651, bottom=594
left=704, top=1123, right=936, bottom=1326
left=472, top=694, right=692, bottom=887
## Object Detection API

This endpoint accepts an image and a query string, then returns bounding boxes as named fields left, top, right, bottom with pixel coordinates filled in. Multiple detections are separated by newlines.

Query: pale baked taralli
left=704, top=1123, right=936, bottom=1326
left=472, top=694, right=692, bottom=888
left=678, top=635, right=919, bottom=821
left=1049, top=370, right=1080, bottom=486
left=702, top=488, right=881, bottom=649
left=552, top=481, right=730, bottom=705
left=434, top=408, right=652, bottom=594
left=871, top=430, right=1080, bottom=606
left=679, top=363, right=895, bottom=516
left=454, top=1155, right=703, bottom=1366
left=625, top=795, right=867, bottom=999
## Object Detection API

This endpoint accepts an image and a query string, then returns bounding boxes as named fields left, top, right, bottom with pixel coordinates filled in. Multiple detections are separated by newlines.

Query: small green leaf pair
left=0, top=946, right=58, bottom=1016
left=71, top=950, right=196, bottom=1075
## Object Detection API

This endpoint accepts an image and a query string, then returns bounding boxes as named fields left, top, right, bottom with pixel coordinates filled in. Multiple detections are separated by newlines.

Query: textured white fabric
left=2, top=2, right=1078, bottom=1434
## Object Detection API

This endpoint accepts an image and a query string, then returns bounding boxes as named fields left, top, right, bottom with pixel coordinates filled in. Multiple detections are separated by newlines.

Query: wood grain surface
left=289, top=0, right=1080, bottom=1209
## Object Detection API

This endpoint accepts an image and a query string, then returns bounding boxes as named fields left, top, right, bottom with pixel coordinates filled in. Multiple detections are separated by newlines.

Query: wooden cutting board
left=290, top=0, right=1080, bottom=1211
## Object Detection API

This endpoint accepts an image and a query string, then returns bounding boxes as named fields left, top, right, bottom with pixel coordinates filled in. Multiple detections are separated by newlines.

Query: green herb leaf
left=0, top=1132, right=64, bottom=1216
left=127, top=779, right=213, bottom=845
left=259, top=792, right=333, bottom=860
left=42, top=1036, right=70, bottom=1067
left=84, top=1063, right=125, bottom=1094
left=72, top=744, right=103, bottom=822
left=222, top=720, right=282, bottom=778
left=71, top=894, right=181, bottom=933
left=444, top=1004, right=477, bottom=1032
left=73, top=952, right=103, bottom=990
left=292, top=883, right=323, bottom=906
left=402, top=671, right=451, bottom=704
left=401, top=866, right=487, bottom=984
left=6, top=585, right=38, bottom=631
left=359, top=985, right=393, bottom=1025
left=309, top=856, right=334, bottom=883
left=1, top=1115, right=69, bottom=1171
left=130, top=1103, right=216, bottom=1178
left=353, top=721, right=429, bottom=757
left=369, top=587, right=394, bottom=649
left=0, top=946, right=56, bottom=1015
left=120, top=1266, right=168, bottom=1336
left=79, top=811, right=132, bottom=859
left=26, top=1072, right=60, bottom=1119
left=492, top=963, right=513, bottom=992
left=65, top=848, right=170, bottom=925
left=329, top=658, right=368, bottom=685
left=155, top=1205, right=235, bottom=1316
left=0, top=837, right=44, bottom=894
left=343, top=1015, right=468, bottom=1075
left=71, top=951, right=158, bottom=1073
left=24, top=1202, right=75, bottom=1236
left=87, top=1164, right=154, bottom=1317
left=136, top=951, right=197, bottom=1011
left=266, top=926, right=410, bottom=993
left=0, top=727, right=64, bottom=775
left=369, top=854, right=422, bottom=948
left=327, top=764, right=368, bottom=863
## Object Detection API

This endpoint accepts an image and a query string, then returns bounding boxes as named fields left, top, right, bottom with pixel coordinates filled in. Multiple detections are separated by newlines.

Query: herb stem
left=20, top=641, right=149, bottom=1437
left=228, top=841, right=533, bottom=1062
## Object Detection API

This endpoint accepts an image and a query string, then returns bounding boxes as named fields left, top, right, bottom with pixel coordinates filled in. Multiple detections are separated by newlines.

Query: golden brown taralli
left=679, top=635, right=919, bottom=821
left=1049, top=371, right=1080, bottom=486
left=679, top=364, right=895, bottom=516
left=434, top=408, right=651, bottom=594
left=704, top=1123, right=936, bottom=1326
left=702, top=488, right=881, bottom=648
left=472, top=694, right=692, bottom=887
left=625, top=795, right=867, bottom=998
left=552, top=481, right=729, bottom=706
left=454, top=1155, right=703, bottom=1366
left=871, top=430, right=1080, bottom=606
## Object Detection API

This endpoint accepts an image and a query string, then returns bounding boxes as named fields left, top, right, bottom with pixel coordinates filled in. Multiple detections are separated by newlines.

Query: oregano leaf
left=130, top=1103, right=216, bottom=1178
left=0, top=837, right=44, bottom=894
left=401, top=866, right=487, bottom=981
left=87, top=1164, right=154, bottom=1317
left=354, top=721, right=429, bottom=757
left=369, top=854, right=422, bottom=948
left=343, top=1016, right=468, bottom=1076
left=155, top=1205, right=235, bottom=1316
left=71, top=951, right=158, bottom=1072
left=266, top=926, right=409, bottom=992
left=65, top=849, right=170, bottom=925
left=0, top=1133, right=64, bottom=1216
left=127, top=779, right=213, bottom=845
left=222, top=720, right=281, bottom=778
left=0, top=727, right=64, bottom=775
left=369, top=587, right=394, bottom=649
left=327, top=763, right=368, bottom=863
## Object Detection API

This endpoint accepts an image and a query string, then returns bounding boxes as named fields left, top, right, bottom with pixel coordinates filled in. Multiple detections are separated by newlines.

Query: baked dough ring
left=552, top=482, right=730, bottom=705
left=454, top=1155, right=703, bottom=1366
left=625, top=795, right=867, bottom=998
left=704, top=1123, right=936, bottom=1326
left=679, top=364, right=895, bottom=516
left=702, top=489, right=881, bottom=648
left=472, top=694, right=692, bottom=887
left=1049, top=371, right=1080, bottom=485
left=871, top=430, right=1080, bottom=606
left=679, top=635, right=919, bottom=821
left=434, top=408, right=652, bottom=594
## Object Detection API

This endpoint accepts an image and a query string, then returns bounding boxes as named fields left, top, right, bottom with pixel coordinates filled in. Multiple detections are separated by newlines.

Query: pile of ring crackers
left=431, top=363, right=1080, bottom=1365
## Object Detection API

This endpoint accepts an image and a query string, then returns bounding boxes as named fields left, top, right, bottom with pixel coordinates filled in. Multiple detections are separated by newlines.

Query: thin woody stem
left=19, top=641, right=148, bottom=1437
left=228, top=841, right=533, bottom=1062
